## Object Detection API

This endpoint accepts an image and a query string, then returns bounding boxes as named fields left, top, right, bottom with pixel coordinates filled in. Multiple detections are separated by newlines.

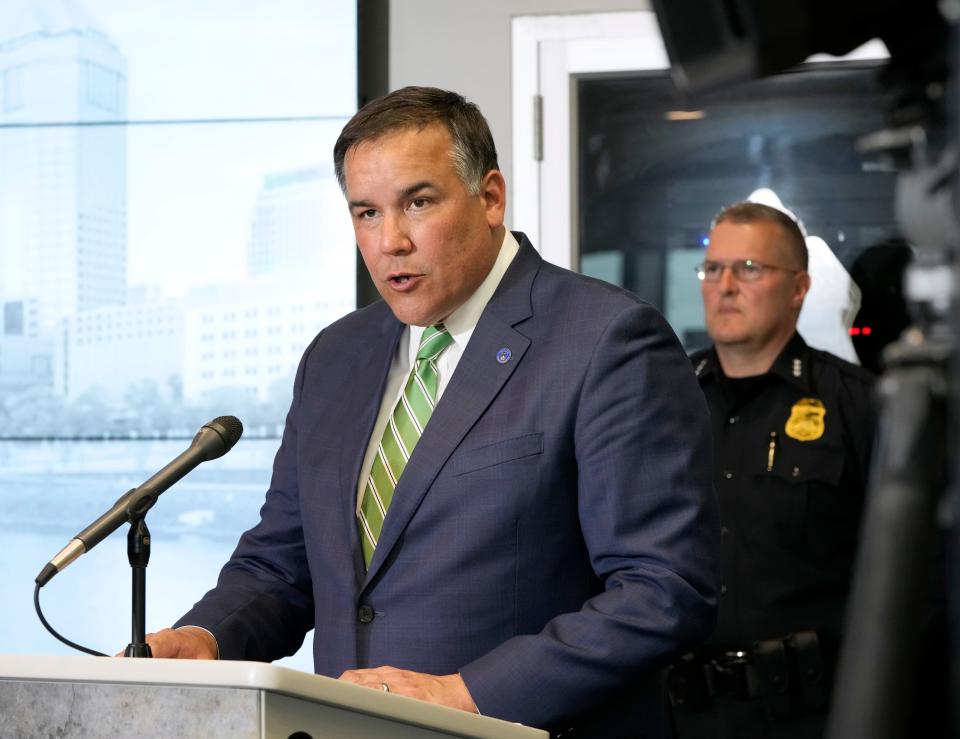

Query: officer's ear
left=791, top=270, right=812, bottom=309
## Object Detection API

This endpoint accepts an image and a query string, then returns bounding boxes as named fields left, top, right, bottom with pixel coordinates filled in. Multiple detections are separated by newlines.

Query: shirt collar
left=408, top=230, right=520, bottom=361
left=693, top=350, right=717, bottom=381
left=697, top=332, right=812, bottom=392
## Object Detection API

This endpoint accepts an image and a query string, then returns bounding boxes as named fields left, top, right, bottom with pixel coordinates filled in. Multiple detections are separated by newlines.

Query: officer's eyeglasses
left=695, top=259, right=800, bottom=283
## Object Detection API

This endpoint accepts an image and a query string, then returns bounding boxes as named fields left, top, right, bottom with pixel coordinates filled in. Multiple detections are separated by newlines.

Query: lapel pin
left=496, top=347, right=512, bottom=364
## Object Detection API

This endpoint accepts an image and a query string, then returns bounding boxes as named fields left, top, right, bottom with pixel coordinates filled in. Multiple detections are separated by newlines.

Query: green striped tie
left=358, top=324, right=454, bottom=566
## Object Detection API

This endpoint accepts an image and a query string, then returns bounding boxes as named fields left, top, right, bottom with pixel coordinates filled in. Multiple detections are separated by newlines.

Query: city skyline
left=0, top=0, right=358, bottom=428
left=0, top=0, right=355, bottom=438
left=0, top=0, right=356, bottom=302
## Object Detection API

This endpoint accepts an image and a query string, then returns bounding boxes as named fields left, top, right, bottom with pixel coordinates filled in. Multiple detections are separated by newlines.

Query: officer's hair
left=333, top=86, right=500, bottom=197
left=712, top=202, right=809, bottom=270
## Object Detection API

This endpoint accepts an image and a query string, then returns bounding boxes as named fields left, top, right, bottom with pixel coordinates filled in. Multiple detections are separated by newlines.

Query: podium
left=0, top=654, right=548, bottom=738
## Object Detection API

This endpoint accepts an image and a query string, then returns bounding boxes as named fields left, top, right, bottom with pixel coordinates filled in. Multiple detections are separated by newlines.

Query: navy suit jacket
left=177, top=234, right=720, bottom=737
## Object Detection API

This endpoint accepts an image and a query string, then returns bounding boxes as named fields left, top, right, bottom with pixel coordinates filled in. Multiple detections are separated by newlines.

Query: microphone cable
left=34, top=581, right=107, bottom=657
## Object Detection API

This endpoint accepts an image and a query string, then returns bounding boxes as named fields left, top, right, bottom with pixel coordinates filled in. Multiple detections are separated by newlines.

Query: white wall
left=389, top=0, right=648, bottom=229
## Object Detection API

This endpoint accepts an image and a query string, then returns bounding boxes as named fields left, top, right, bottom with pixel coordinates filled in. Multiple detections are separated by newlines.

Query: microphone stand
left=34, top=416, right=244, bottom=657
left=123, top=494, right=159, bottom=658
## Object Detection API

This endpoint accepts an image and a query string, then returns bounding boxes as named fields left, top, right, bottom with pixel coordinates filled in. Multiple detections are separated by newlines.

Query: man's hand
left=116, top=626, right=218, bottom=659
left=339, top=667, right=478, bottom=713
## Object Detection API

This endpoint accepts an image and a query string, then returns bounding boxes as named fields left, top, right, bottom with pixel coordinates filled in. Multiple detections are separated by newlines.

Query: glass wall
left=577, top=63, right=911, bottom=370
left=0, top=0, right=357, bottom=669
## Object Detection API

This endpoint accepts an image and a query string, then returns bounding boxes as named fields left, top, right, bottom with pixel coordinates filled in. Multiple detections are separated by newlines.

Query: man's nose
left=380, top=213, right=413, bottom=255
left=717, top=265, right=739, bottom=293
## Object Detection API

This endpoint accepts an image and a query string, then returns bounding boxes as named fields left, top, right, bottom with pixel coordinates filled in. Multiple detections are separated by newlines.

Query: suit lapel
left=363, top=236, right=541, bottom=586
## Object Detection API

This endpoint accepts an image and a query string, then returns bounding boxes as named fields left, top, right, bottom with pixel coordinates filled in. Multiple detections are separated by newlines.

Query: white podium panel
left=0, top=654, right=548, bottom=739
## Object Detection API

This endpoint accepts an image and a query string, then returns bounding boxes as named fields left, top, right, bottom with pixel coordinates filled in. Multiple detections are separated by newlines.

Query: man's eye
left=740, top=261, right=761, bottom=274
left=358, top=209, right=377, bottom=219
left=703, top=263, right=722, bottom=276
left=410, top=198, right=428, bottom=209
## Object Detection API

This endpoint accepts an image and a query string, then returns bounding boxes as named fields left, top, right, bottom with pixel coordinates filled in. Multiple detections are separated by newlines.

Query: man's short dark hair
left=712, top=201, right=809, bottom=270
left=333, top=86, right=499, bottom=196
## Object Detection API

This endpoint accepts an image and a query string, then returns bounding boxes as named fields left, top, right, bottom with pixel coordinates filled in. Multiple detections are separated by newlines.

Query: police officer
left=671, top=202, right=876, bottom=739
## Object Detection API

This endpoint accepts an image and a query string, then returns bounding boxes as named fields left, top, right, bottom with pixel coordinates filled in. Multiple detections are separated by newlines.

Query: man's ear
left=480, top=169, right=506, bottom=228
left=792, top=270, right=812, bottom=308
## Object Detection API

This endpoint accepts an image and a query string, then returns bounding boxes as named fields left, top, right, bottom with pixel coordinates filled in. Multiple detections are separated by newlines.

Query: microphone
left=35, top=415, right=243, bottom=587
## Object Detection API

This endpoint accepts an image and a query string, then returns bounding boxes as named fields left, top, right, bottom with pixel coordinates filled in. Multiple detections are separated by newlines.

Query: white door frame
left=511, top=10, right=667, bottom=269
left=511, top=10, right=889, bottom=270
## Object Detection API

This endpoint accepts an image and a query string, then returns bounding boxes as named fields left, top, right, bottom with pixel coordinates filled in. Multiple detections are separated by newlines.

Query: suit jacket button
left=358, top=605, right=375, bottom=624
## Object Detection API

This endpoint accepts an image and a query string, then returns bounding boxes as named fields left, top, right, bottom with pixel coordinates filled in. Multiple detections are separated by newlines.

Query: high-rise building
left=182, top=276, right=352, bottom=404
left=0, top=0, right=127, bottom=331
left=0, top=334, right=52, bottom=399
left=64, top=275, right=352, bottom=409
left=67, top=294, right=183, bottom=403
left=3, top=298, right=38, bottom=336
left=247, top=165, right=355, bottom=289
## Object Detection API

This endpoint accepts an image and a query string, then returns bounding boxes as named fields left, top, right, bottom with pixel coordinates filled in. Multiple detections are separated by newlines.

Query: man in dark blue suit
left=147, top=86, right=719, bottom=738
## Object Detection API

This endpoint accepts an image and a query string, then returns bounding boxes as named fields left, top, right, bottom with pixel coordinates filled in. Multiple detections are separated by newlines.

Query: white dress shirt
left=355, top=230, right=520, bottom=512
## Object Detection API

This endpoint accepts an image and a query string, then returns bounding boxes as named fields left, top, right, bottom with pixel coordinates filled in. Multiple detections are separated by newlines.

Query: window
left=3, top=65, right=24, bottom=111
left=577, top=65, right=906, bottom=362
left=84, top=61, right=122, bottom=113
left=1, top=0, right=357, bottom=671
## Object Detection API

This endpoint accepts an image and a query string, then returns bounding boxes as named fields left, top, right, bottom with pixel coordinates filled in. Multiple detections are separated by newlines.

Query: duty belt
left=668, top=631, right=829, bottom=720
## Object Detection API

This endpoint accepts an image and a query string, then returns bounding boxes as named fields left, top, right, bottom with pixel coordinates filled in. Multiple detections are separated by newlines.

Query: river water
left=0, top=438, right=314, bottom=671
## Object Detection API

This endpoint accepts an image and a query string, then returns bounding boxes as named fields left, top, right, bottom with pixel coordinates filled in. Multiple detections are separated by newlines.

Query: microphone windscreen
left=209, top=415, right=244, bottom=449
left=193, top=416, right=244, bottom=459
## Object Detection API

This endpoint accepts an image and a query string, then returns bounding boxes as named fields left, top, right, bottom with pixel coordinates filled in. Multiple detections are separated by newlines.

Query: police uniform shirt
left=691, top=332, right=876, bottom=656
